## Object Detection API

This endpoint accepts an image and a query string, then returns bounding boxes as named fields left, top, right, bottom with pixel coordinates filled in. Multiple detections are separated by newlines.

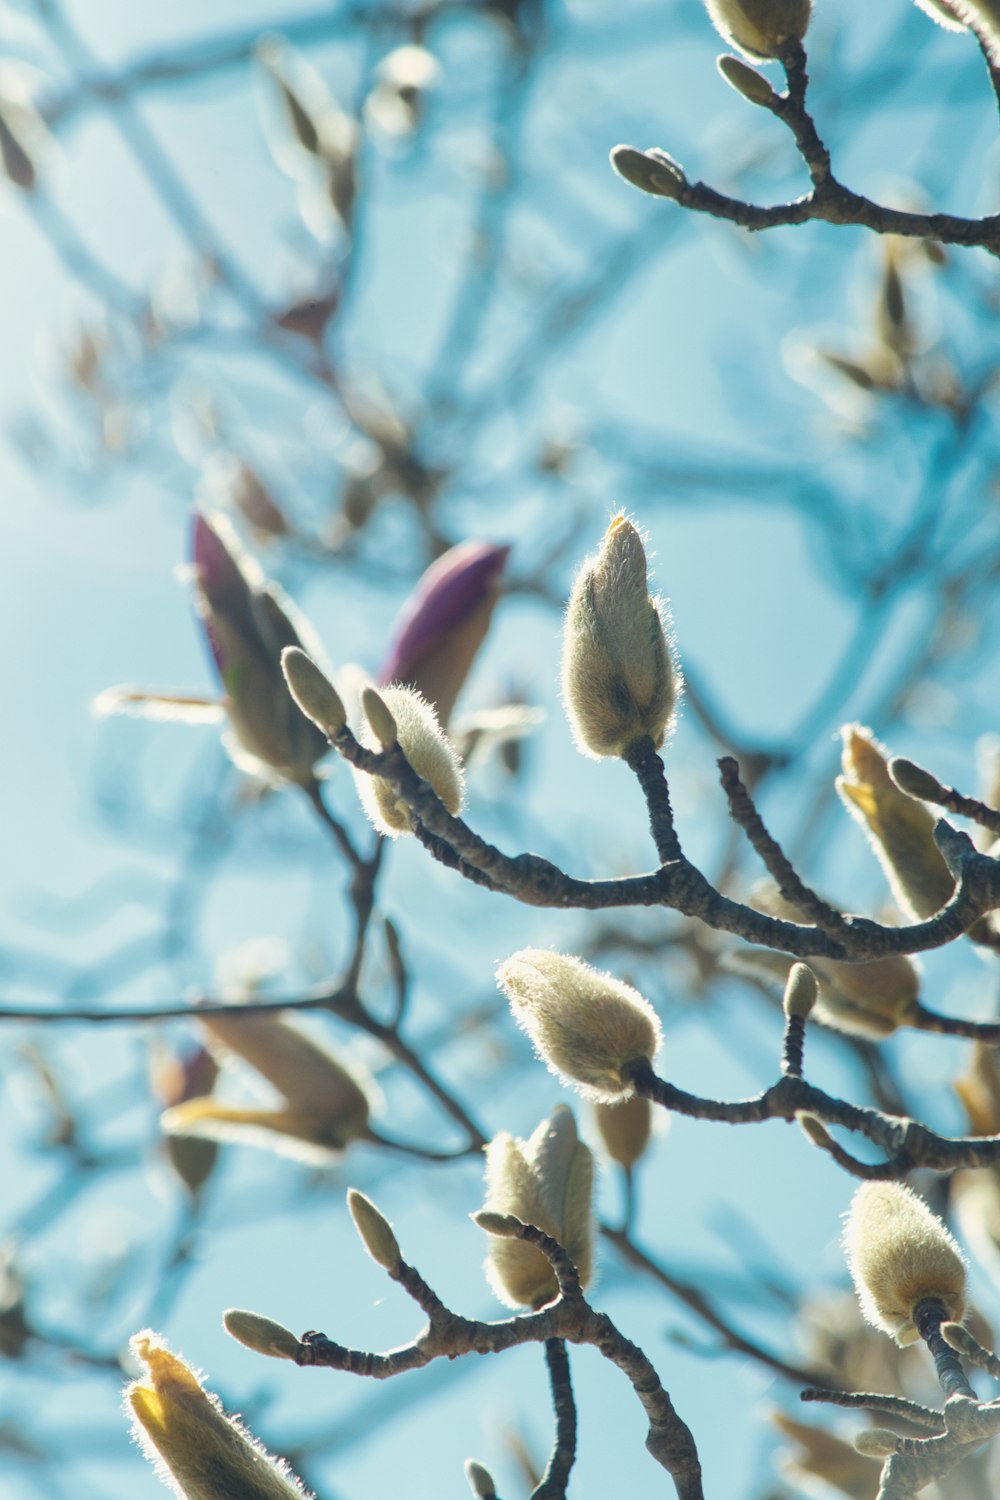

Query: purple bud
left=379, top=540, right=509, bottom=724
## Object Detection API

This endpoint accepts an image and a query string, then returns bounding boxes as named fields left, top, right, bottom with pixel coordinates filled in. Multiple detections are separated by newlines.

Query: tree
left=2, top=0, right=1000, bottom=1497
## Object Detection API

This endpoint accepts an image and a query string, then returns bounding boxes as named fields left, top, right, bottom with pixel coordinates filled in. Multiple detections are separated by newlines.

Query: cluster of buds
left=354, top=683, right=465, bottom=837
left=480, top=1105, right=594, bottom=1310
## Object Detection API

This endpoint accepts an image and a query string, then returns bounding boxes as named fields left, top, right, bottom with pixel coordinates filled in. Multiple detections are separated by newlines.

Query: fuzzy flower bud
left=223, top=1309, right=300, bottom=1361
left=704, top=0, right=812, bottom=59
left=126, top=1330, right=313, bottom=1499
left=838, top=724, right=956, bottom=921
left=480, top=1105, right=593, bottom=1309
left=783, top=963, right=818, bottom=1020
left=355, top=684, right=465, bottom=836
left=843, top=1182, right=967, bottom=1345
left=162, top=1010, right=373, bottom=1162
left=717, top=54, right=778, bottom=105
left=610, top=146, right=687, bottom=199
left=378, top=540, right=509, bottom=726
left=562, top=515, right=680, bottom=760
left=593, top=1094, right=653, bottom=1170
left=347, top=1188, right=402, bottom=1272
left=497, top=948, right=662, bottom=1102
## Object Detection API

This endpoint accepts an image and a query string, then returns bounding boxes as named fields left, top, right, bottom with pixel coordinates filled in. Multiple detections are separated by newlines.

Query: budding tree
left=2, top=3, right=1000, bottom=1500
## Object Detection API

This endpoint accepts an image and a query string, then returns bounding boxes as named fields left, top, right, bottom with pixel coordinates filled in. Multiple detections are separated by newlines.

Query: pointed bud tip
left=361, top=685, right=398, bottom=748
left=888, top=756, right=944, bottom=804
left=281, top=647, right=346, bottom=737
left=223, top=1308, right=301, bottom=1360
left=464, top=1459, right=498, bottom=1498
left=347, top=1188, right=402, bottom=1272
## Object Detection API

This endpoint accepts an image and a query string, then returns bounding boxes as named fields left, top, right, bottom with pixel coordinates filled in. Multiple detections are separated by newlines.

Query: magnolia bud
left=281, top=647, right=346, bottom=738
left=838, top=724, right=956, bottom=921
left=783, top=963, right=817, bottom=1020
left=355, top=684, right=465, bottom=837
left=854, top=1429, right=900, bottom=1458
left=480, top=1105, right=593, bottom=1309
left=126, top=1330, right=311, bottom=1499
left=223, top=1309, right=300, bottom=1360
left=347, top=1188, right=402, bottom=1272
left=562, top=515, right=679, bottom=760
left=464, top=1459, right=498, bottom=1499
left=593, top=1094, right=653, bottom=1170
left=843, top=1182, right=967, bottom=1345
left=497, top=949, right=662, bottom=1102
left=717, top=54, right=778, bottom=105
left=704, top=0, right=812, bottom=60
left=772, top=1410, right=882, bottom=1494
left=610, top=145, right=687, bottom=199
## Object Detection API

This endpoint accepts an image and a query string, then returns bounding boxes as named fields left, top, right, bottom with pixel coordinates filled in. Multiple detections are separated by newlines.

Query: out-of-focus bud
left=562, top=515, right=679, bottom=760
left=771, top=1410, right=882, bottom=1498
left=951, top=1046, right=1000, bottom=1275
left=209, top=455, right=289, bottom=543
left=126, top=1329, right=313, bottom=1499
left=162, top=1010, right=373, bottom=1162
left=593, top=1094, right=653, bottom=1170
left=497, top=949, right=662, bottom=1102
left=149, top=1043, right=221, bottom=1200
left=703, top=0, right=812, bottom=59
left=223, top=1309, right=300, bottom=1361
left=876, top=242, right=912, bottom=361
left=464, top=1458, right=497, bottom=1498
left=751, top=884, right=920, bottom=1039
left=190, top=513, right=330, bottom=782
left=783, top=963, right=818, bottom=1020
left=974, top=733, right=1000, bottom=854
left=272, top=290, right=340, bottom=347
left=365, top=44, right=441, bottom=139
left=610, top=145, right=687, bottom=199
left=355, top=684, right=465, bottom=837
left=347, top=1189, right=402, bottom=1273
left=256, top=40, right=359, bottom=235
left=717, top=54, right=778, bottom=105
left=843, top=1182, right=967, bottom=1345
left=0, top=1243, right=31, bottom=1360
left=914, top=0, right=968, bottom=29
left=837, top=724, right=956, bottom=921
left=378, top=540, right=509, bottom=727
left=480, top=1105, right=593, bottom=1309
left=281, top=647, right=347, bottom=739
left=0, top=109, right=34, bottom=191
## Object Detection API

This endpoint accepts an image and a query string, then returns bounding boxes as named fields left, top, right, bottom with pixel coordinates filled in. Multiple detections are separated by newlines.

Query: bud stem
left=913, top=1298, right=976, bottom=1399
left=532, top=1338, right=577, bottom=1500
left=781, top=1013, right=807, bottom=1077
left=624, top=735, right=683, bottom=863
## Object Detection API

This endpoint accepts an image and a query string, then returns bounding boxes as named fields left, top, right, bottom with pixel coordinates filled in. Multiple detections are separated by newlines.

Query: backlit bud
left=843, top=1182, right=967, bottom=1345
left=717, top=54, right=778, bottom=105
left=783, top=963, right=817, bottom=1020
left=347, top=1188, right=402, bottom=1272
left=223, top=1310, right=300, bottom=1361
left=610, top=145, right=687, bottom=199
left=753, top=884, right=919, bottom=1039
left=704, top=0, right=811, bottom=59
left=854, top=1429, right=901, bottom=1458
left=361, top=685, right=398, bottom=749
left=838, top=724, right=956, bottom=921
left=593, top=1094, right=653, bottom=1170
left=355, top=685, right=465, bottom=837
left=772, top=1410, right=882, bottom=1495
left=464, top=1458, right=498, bottom=1499
left=150, top=1043, right=220, bottom=1200
left=914, top=0, right=968, bottom=29
left=162, top=1011, right=373, bottom=1162
left=378, top=540, right=509, bottom=726
left=497, top=949, right=662, bottom=1102
left=887, top=756, right=944, bottom=805
left=481, top=1105, right=593, bottom=1309
left=126, top=1330, right=313, bottom=1499
left=281, top=647, right=346, bottom=738
left=562, top=515, right=679, bottom=760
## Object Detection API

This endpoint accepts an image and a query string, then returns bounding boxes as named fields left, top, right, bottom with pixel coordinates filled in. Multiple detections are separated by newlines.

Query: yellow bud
left=783, top=963, right=817, bottom=1020
left=347, top=1188, right=402, bottom=1272
left=717, top=54, right=778, bottom=105
left=703, top=0, right=811, bottom=60
left=843, top=1182, right=967, bottom=1345
left=497, top=948, right=662, bottom=1102
left=593, top=1094, right=653, bottom=1170
left=223, top=1309, right=300, bottom=1361
left=838, top=724, right=956, bottom=921
left=125, top=1330, right=312, bottom=1499
left=562, top=515, right=680, bottom=760
left=480, top=1105, right=593, bottom=1309
left=281, top=647, right=346, bottom=737
left=355, top=684, right=465, bottom=836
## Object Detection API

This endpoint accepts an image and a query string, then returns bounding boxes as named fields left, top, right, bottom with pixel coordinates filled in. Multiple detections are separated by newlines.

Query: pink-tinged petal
left=379, top=540, right=509, bottom=688
left=190, top=513, right=260, bottom=680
